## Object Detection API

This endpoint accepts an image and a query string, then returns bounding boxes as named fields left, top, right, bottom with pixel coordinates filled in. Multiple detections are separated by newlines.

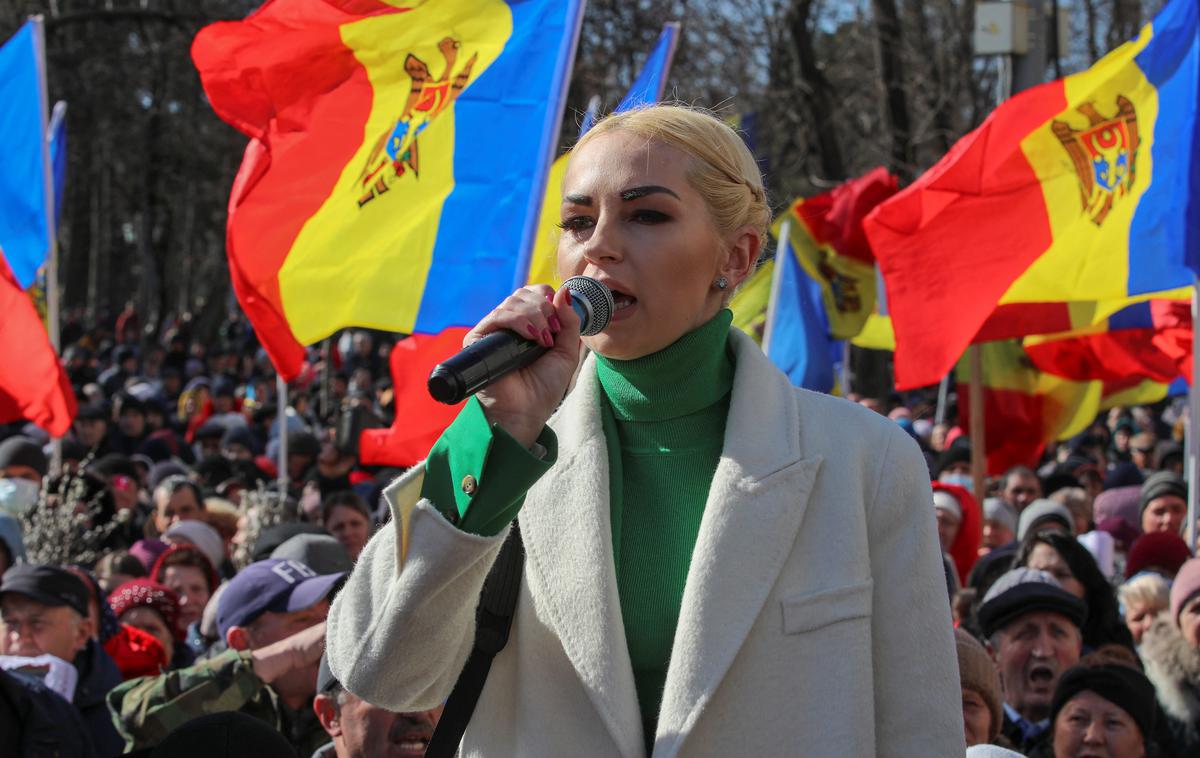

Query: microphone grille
left=563, top=276, right=614, bottom=336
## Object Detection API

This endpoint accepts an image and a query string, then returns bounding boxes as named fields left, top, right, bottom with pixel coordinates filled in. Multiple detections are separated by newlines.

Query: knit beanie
left=1050, top=665, right=1156, bottom=743
left=982, top=497, right=1017, bottom=535
left=1125, top=531, right=1193, bottom=580
left=1094, top=486, right=1143, bottom=529
left=1170, top=557, right=1200, bottom=625
left=955, top=629, right=1002, bottom=743
left=0, top=436, right=47, bottom=478
left=1140, top=471, right=1187, bottom=517
left=933, top=490, right=963, bottom=522
left=1017, top=499, right=1075, bottom=541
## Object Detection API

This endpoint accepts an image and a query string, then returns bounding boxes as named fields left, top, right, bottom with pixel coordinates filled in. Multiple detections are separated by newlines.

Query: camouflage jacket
left=106, top=648, right=326, bottom=755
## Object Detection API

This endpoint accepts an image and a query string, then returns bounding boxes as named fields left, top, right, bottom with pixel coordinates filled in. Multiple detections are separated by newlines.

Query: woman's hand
left=468, top=284, right=582, bottom=448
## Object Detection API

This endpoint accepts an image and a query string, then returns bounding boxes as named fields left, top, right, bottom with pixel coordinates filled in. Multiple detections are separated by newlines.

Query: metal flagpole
left=33, top=16, right=63, bottom=475
left=277, top=374, right=289, bottom=500
left=761, top=220, right=791, bottom=354
left=1188, top=279, right=1199, bottom=550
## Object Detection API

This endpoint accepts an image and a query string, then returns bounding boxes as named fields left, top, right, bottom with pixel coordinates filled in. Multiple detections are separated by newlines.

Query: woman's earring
left=714, top=276, right=729, bottom=290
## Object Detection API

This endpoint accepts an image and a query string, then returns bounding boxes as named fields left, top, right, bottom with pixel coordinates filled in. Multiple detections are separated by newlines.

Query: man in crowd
left=978, top=567, right=1087, bottom=753
left=153, top=475, right=208, bottom=535
left=312, top=654, right=443, bottom=758
left=0, top=564, right=124, bottom=756
left=0, top=436, right=46, bottom=517
left=107, top=558, right=345, bottom=755
left=1001, top=465, right=1042, bottom=514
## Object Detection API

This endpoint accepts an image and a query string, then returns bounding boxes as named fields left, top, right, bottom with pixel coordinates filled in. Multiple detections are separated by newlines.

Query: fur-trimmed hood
left=1141, top=614, right=1200, bottom=728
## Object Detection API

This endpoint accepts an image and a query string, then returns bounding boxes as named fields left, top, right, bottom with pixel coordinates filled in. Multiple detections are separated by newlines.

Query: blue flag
left=47, top=100, right=67, bottom=225
left=0, top=19, right=51, bottom=290
left=614, top=22, right=679, bottom=113
left=765, top=230, right=842, bottom=393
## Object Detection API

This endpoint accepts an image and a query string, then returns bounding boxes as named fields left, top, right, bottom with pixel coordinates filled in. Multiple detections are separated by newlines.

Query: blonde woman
left=1119, top=572, right=1170, bottom=645
left=326, top=105, right=961, bottom=756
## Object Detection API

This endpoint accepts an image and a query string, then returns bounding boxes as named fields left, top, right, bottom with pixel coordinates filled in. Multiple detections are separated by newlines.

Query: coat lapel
left=520, top=359, right=645, bottom=757
left=653, top=331, right=823, bottom=757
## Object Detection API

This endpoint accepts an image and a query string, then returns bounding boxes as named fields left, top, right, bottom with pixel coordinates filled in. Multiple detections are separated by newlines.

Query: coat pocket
left=780, top=578, right=874, bottom=634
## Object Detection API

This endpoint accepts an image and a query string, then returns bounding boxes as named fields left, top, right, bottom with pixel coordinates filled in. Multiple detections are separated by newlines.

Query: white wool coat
left=326, top=329, right=964, bottom=757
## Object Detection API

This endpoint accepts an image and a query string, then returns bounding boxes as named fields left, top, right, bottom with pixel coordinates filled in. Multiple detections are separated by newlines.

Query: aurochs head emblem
left=357, top=37, right=478, bottom=208
left=1051, top=96, right=1140, bottom=226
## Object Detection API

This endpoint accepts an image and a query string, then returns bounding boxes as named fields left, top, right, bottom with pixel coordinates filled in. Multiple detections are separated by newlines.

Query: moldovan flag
left=763, top=226, right=842, bottom=393
left=526, top=22, right=680, bottom=288
left=1023, top=299, right=1192, bottom=385
left=192, top=0, right=584, bottom=380
left=775, top=168, right=898, bottom=340
left=866, top=0, right=1199, bottom=389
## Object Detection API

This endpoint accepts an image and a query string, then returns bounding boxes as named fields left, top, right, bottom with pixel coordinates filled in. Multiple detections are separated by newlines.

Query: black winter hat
left=0, top=436, right=46, bottom=478
left=0, top=564, right=90, bottom=617
left=147, top=711, right=298, bottom=757
left=1050, top=665, right=1156, bottom=742
left=978, top=568, right=1087, bottom=638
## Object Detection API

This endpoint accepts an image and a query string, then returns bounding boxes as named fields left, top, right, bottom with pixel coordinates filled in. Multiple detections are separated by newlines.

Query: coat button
left=461, top=474, right=478, bottom=496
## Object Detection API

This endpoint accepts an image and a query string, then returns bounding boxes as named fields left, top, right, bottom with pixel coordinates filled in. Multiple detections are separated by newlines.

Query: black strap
left=424, top=521, right=524, bottom=758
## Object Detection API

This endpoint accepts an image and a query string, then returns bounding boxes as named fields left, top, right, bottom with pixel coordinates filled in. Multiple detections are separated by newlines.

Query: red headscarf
left=932, top=481, right=982, bottom=585
left=150, top=543, right=220, bottom=596
left=107, top=579, right=184, bottom=640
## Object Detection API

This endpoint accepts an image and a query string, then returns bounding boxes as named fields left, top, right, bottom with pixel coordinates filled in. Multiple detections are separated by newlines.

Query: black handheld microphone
left=427, top=276, right=614, bottom=405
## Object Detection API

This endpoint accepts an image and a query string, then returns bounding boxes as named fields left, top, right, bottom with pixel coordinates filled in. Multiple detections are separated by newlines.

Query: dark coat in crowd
left=1141, top=616, right=1200, bottom=757
left=74, top=638, right=126, bottom=757
left=0, top=667, right=97, bottom=758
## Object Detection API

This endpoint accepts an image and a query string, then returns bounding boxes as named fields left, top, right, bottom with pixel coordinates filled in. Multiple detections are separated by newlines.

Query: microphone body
left=427, top=276, right=614, bottom=405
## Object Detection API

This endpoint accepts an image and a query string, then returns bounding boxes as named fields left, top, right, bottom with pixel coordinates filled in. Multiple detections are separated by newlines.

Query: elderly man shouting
left=978, top=567, right=1088, bottom=754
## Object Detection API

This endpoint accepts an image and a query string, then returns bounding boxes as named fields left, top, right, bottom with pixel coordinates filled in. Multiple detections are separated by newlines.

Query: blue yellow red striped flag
left=193, top=0, right=584, bottom=379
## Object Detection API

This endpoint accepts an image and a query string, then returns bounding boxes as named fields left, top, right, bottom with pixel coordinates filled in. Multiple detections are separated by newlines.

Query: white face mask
left=0, top=477, right=40, bottom=517
left=939, top=473, right=973, bottom=494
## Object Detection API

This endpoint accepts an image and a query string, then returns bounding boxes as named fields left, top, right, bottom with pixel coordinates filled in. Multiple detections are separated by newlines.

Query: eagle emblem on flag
left=1051, top=96, right=1140, bottom=226
left=357, top=37, right=478, bottom=207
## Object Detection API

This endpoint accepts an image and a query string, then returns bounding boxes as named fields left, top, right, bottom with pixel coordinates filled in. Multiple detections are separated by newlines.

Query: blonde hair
left=572, top=104, right=771, bottom=241
left=1118, top=572, right=1170, bottom=613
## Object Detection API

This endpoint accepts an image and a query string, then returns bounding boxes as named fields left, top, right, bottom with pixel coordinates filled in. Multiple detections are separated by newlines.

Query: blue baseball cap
left=217, top=558, right=346, bottom=639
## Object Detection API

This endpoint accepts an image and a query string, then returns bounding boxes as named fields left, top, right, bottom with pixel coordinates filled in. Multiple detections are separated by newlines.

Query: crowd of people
left=0, top=307, right=1198, bottom=756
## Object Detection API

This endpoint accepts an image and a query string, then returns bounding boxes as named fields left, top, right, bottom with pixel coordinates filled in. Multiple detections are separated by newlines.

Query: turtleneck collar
left=595, top=309, right=734, bottom=423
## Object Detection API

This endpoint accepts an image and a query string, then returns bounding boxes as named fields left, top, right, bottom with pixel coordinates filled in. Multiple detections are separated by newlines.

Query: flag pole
left=935, top=373, right=950, bottom=426
left=33, top=16, right=62, bottom=475
left=761, top=220, right=791, bottom=354
left=1188, top=279, right=1199, bottom=550
left=277, top=373, right=289, bottom=500
left=969, top=346, right=986, bottom=501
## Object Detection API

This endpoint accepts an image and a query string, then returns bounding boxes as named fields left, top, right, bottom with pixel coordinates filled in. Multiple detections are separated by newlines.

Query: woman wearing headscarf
left=326, top=105, right=961, bottom=755
left=1030, top=664, right=1158, bottom=757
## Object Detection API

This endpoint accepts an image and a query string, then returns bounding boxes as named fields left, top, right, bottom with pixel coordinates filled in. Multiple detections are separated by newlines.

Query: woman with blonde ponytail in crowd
left=326, top=104, right=962, bottom=756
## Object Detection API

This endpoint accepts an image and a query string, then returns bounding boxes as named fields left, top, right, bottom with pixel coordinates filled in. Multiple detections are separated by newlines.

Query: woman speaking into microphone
left=326, top=105, right=962, bottom=756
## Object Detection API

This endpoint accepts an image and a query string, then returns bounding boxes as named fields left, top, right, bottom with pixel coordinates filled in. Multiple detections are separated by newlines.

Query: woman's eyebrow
left=620, top=185, right=680, bottom=201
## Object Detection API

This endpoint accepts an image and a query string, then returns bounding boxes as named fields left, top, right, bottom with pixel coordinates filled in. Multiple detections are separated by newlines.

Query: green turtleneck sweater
left=420, top=310, right=735, bottom=745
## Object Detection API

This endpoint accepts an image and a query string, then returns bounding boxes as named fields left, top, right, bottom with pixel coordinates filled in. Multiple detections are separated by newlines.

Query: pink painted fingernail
left=546, top=293, right=554, bottom=302
left=542, top=329, right=553, bottom=347
left=549, top=315, right=561, bottom=332
left=526, top=324, right=539, bottom=339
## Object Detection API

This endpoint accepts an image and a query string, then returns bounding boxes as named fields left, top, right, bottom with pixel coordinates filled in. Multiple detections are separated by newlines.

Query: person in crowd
left=978, top=568, right=1087, bottom=753
left=934, top=482, right=981, bottom=586
left=107, top=558, right=345, bottom=755
left=107, top=578, right=192, bottom=670
left=109, top=393, right=149, bottom=456
left=1035, top=664, right=1158, bottom=758
left=73, top=403, right=111, bottom=455
left=1140, top=471, right=1188, bottom=536
left=312, top=654, right=442, bottom=758
left=1141, top=557, right=1200, bottom=754
left=0, top=564, right=124, bottom=756
left=1117, top=572, right=1170, bottom=646
left=1014, top=530, right=1133, bottom=651
left=1048, top=487, right=1092, bottom=536
left=1125, top=531, right=1192, bottom=581
left=936, top=444, right=974, bottom=490
left=152, top=475, right=207, bottom=536
left=321, top=491, right=372, bottom=562
left=956, top=628, right=1005, bottom=748
left=134, top=709, right=300, bottom=758
left=0, top=436, right=45, bottom=518
left=150, top=543, right=219, bottom=646
left=0, top=665, right=98, bottom=758
left=1002, top=466, right=1042, bottom=513
left=96, top=550, right=149, bottom=593
left=1016, top=499, right=1075, bottom=543
left=0, top=514, right=25, bottom=575
left=1130, top=432, right=1157, bottom=474
left=325, top=104, right=963, bottom=755
left=981, top=497, right=1018, bottom=555
left=271, top=534, right=353, bottom=577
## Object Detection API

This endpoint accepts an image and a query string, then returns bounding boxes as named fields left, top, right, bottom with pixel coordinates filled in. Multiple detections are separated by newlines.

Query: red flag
left=0, top=256, right=75, bottom=435
left=358, top=328, right=470, bottom=468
